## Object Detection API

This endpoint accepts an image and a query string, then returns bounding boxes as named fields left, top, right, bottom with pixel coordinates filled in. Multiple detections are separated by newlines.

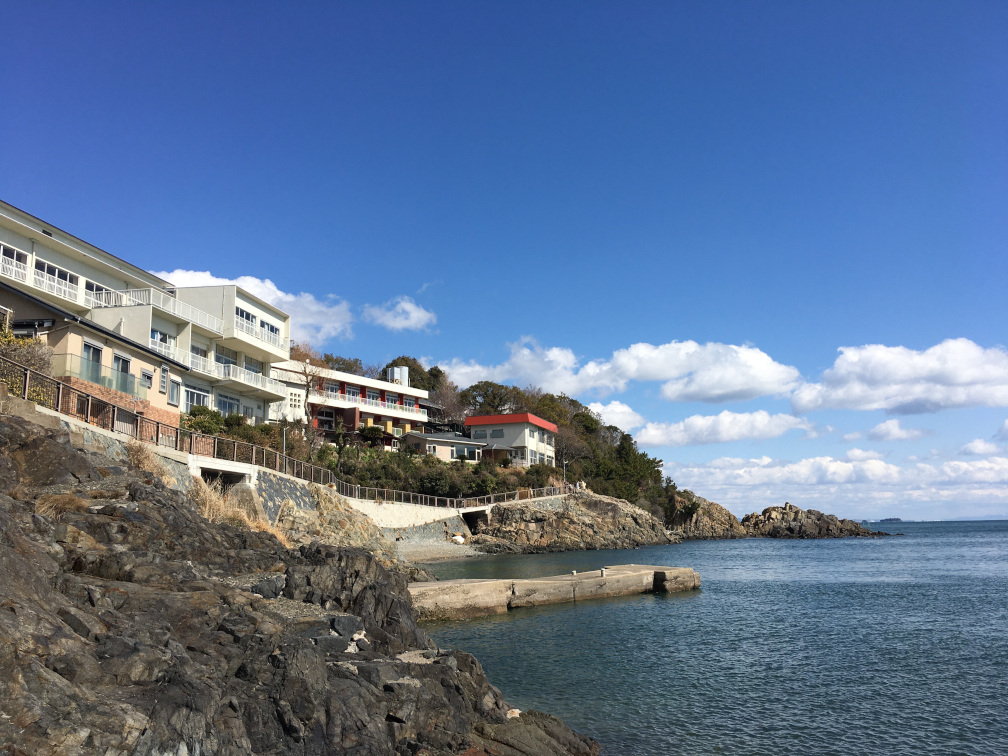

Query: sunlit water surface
left=425, top=521, right=1008, bottom=755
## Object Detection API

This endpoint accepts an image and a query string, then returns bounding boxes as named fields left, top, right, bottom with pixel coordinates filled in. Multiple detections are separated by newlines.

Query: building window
left=261, top=320, right=279, bottom=336
left=1, top=244, right=27, bottom=264
left=215, top=345, right=237, bottom=366
left=451, top=446, right=456, bottom=459
left=367, top=389, right=380, bottom=402
left=168, top=380, right=181, bottom=406
left=191, top=344, right=208, bottom=359
left=160, top=365, right=169, bottom=393
left=217, top=394, right=240, bottom=416
left=472, top=429, right=487, bottom=439
left=427, top=444, right=436, bottom=455
left=184, top=387, right=209, bottom=412
left=150, top=329, right=175, bottom=346
left=141, top=370, right=153, bottom=389
left=490, top=428, right=504, bottom=438
left=34, top=260, right=79, bottom=285
left=404, top=396, right=415, bottom=408
left=346, top=386, right=360, bottom=399
left=113, top=354, right=130, bottom=374
left=84, top=280, right=112, bottom=306
left=82, top=342, right=102, bottom=367
left=386, top=393, right=398, bottom=406
left=244, top=356, right=262, bottom=374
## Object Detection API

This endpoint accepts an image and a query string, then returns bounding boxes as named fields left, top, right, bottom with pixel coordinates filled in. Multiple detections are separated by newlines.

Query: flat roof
left=463, top=412, right=558, bottom=433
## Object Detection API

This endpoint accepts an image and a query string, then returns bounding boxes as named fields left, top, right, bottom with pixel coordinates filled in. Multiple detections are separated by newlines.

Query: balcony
left=313, top=389, right=428, bottom=420
left=217, top=362, right=286, bottom=400
left=1, top=257, right=27, bottom=284
left=89, top=288, right=224, bottom=335
left=33, top=269, right=78, bottom=303
left=149, top=338, right=189, bottom=366
left=234, top=316, right=289, bottom=351
left=190, top=353, right=215, bottom=376
left=56, top=353, right=147, bottom=400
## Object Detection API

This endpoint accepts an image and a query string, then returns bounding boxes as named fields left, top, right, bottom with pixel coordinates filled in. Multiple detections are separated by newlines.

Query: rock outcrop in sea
left=741, top=502, right=883, bottom=538
left=0, top=410, right=598, bottom=755
left=667, top=493, right=749, bottom=540
left=468, top=492, right=676, bottom=554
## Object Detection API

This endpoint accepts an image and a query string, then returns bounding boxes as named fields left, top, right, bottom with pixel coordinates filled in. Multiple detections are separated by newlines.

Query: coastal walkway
left=410, top=564, right=701, bottom=621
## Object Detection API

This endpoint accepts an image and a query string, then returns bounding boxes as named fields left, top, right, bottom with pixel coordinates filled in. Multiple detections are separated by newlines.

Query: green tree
left=458, top=380, right=521, bottom=415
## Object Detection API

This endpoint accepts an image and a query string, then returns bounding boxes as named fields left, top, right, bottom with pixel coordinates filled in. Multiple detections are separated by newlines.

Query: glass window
left=367, top=389, right=380, bottom=402
left=490, top=428, right=504, bottom=438
left=34, top=260, right=79, bottom=285
left=150, top=329, right=175, bottom=346
left=261, top=320, right=279, bottom=335
left=168, top=380, right=181, bottom=406
left=244, top=356, right=262, bottom=374
left=82, top=342, right=102, bottom=366
left=113, top=354, right=130, bottom=374
left=141, top=370, right=153, bottom=389
left=472, top=429, right=487, bottom=439
left=160, top=365, right=169, bottom=393
left=1, top=244, right=27, bottom=263
left=346, top=386, right=360, bottom=399
left=190, top=344, right=208, bottom=359
left=235, top=307, right=256, bottom=325
left=404, top=396, right=415, bottom=408
left=386, top=393, right=398, bottom=405
left=217, top=394, right=240, bottom=415
left=215, top=346, right=237, bottom=365
left=184, top=387, right=209, bottom=412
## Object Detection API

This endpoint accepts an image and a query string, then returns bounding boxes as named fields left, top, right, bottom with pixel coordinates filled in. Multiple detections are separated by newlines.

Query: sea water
left=424, top=521, right=1008, bottom=755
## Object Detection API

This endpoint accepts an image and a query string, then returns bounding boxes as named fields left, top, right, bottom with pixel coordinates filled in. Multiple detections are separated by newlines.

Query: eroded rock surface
left=668, top=494, right=749, bottom=540
left=0, top=412, right=597, bottom=755
left=469, top=492, right=675, bottom=554
left=741, top=501, right=884, bottom=538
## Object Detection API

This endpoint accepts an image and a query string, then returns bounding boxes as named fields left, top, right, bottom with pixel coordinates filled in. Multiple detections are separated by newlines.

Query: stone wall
left=256, top=469, right=318, bottom=520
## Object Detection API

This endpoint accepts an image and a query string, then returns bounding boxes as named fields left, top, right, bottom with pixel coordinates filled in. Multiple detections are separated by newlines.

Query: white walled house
left=403, top=431, right=483, bottom=463
left=463, top=413, right=557, bottom=467
left=271, top=362, right=429, bottom=446
left=0, top=199, right=290, bottom=425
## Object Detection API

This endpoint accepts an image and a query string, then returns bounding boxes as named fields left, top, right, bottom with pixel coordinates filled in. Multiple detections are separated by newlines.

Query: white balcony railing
left=89, top=288, right=224, bottom=335
left=190, top=353, right=214, bottom=376
left=1, top=257, right=28, bottom=283
left=314, top=389, right=427, bottom=418
left=33, top=269, right=79, bottom=302
left=234, top=316, right=289, bottom=351
left=149, top=338, right=189, bottom=366
left=218, top=362, right=285, bottom=396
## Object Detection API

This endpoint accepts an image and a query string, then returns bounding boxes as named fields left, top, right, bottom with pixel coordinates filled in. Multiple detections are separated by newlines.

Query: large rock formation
left=469, top=492, right=675, bottom=554
left=667, top=493, right=748, bottom=540
left=741, top=501, right=883, bottom=538
left=0, top=409, right=598, bottom=755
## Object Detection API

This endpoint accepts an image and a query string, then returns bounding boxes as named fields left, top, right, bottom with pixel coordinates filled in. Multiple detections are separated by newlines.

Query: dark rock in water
left=469, top=492, right=674, bottom=554
left=0, top=411, right=597, bottom=755
left=741, top=501, right=886, bottom=538
left=667, top=494, right=749, bottom=540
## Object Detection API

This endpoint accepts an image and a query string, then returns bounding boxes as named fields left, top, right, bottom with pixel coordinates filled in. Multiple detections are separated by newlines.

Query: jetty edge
left=409, top=564, right=701, bottom=621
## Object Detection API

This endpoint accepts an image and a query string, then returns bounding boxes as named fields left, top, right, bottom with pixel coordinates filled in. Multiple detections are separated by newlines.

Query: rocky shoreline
left=0, top=411, right=598, bottom=755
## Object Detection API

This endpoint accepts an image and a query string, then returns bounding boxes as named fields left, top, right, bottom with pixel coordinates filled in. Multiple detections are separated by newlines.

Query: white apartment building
left=463, top=413, right=557, bottom=467
left=0, top=200, right=290, bottom=424
left=271, top=362, right=429, bottom=444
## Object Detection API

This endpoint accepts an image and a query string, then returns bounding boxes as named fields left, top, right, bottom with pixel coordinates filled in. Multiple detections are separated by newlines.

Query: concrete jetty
left=409, top=564, right=701, bottom=621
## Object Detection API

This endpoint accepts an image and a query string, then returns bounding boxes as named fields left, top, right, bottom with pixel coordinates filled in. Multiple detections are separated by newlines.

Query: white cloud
left=441, top=337, right=800, bottom=401
left=666, top=454, right=1008, bottom=520
left=792, top=338, right=1008, bottom=414
left=155, top=269, right=352, bottom=344
left=962, top=439, right=999, bottom=456
left=362, top=296, right=437, bottom=332
left=843, top=431, right=864, bottom=442
left=996, top=420, right=1008, bottom=441
left=846, top=448, right=884, bottom=461
left=587, top=401, right=645, bottom=431
left=868, top=419, right=926, bottom=441
left=635, top=410, right=812, bottom=447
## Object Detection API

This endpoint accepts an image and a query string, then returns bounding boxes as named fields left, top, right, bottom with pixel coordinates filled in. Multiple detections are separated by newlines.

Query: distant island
left=880, top=517, right=903, bottom=523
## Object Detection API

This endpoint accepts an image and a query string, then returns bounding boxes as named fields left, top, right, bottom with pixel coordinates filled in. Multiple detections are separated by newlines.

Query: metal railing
left=314, top=388, right=428, bottom=417
left=234, top=316, right=289, bottom=351
left=1, top=257, right=28, bottom=283
left=89, top=288, right=225, bottom=334
left=0, top=353, right=565, bottom=511
left=218, top=362, right=285, bottom=395
left=149, top=338, right=189, bottom=366
left=33, top=269, right=78, bottom=302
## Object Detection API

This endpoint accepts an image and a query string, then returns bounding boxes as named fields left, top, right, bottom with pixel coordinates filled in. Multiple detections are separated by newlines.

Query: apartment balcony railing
left=1, top=257, right=28, bottom=283
left=190, top=353, right=214, bottom=376
left=33, top=269, right=78, bottom=303
left=234, top=316, right=288, bottom=351
left=218, top=362, right=285, bottom=395
left=149, top=338, right=189, bottom=366
left=314, top=389, right=427, bottom=417
left=57, top=353, right=147, bottom=400
left=89, top=288, right=224, bottom=335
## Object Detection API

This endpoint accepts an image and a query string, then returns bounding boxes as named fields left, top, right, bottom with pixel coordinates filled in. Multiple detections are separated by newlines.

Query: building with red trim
left=463, top=413, right=556, bottom=467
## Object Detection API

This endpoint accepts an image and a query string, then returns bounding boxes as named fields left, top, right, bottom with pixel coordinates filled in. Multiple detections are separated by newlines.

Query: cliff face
left=469, top=492, right=675, bottom=554
left=741, top=502, right=883, bottom=538
left=0, top=411, right=597, bottom=756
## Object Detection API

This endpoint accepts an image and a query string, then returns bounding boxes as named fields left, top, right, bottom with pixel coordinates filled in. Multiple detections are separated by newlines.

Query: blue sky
left=3, top=1, right=1006, bottom=520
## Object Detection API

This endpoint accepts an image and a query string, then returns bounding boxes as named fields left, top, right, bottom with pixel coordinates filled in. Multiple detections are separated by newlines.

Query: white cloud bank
left=441, top=338, right=800, bottom=400
left=588, top=401, right=646, bottom=431
left=635, top=410, right=812, bottom=447
left=792, top=338, right=1008, bottom=414
left=962, top=439, right=999, bottom=456
left=868, top=419, right=927, bottom=442
left=362, top=296, right=437, bottom=332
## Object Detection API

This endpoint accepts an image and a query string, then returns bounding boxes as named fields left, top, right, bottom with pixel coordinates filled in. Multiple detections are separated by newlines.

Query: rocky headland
left=666, top=493, right=749, bottom=540
left=0, top=410, right=598, bottom=755
left=468, top=492, right=676, bottom=554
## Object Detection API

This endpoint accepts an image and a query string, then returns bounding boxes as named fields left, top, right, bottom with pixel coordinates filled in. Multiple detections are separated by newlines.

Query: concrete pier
left=409, top=564, right=701, bottom=621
